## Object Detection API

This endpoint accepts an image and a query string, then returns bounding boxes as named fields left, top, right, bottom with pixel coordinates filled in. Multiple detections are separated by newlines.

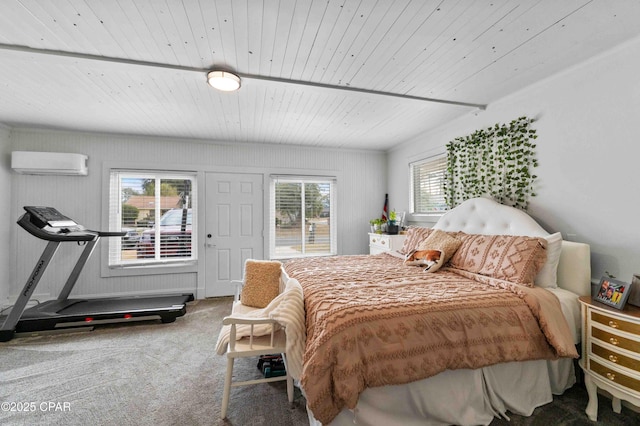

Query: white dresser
left=579, top=296, right=640, bottom=421
left=368, top=233, right=406, bottom=255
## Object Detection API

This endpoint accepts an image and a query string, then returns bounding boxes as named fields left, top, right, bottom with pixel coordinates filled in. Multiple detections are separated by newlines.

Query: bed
left=282, top=197, right=591, bottom=426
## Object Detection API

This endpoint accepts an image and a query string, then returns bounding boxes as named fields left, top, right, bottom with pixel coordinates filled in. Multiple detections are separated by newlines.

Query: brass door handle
left=609, top=354, right=618, bottom=363
left=609, top=337, right=619, bottom=346
left=608, top=320, right=619, bottom=328
left=606, top=372, right=616, bottom=381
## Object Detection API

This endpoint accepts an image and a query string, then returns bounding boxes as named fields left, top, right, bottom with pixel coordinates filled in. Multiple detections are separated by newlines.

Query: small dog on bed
left=404, top=249, right=442, bottom=272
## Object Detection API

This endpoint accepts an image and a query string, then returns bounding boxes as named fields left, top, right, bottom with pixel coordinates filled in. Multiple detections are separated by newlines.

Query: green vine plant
left=443, top=116, right=538, bottom=210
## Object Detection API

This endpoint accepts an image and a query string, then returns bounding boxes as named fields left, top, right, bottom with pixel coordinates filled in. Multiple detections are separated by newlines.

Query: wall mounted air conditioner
left=11, top=151, right=88, bottom=176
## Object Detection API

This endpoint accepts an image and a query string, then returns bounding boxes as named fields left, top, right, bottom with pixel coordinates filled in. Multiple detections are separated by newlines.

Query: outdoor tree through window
left=271, top=176, right=336, bottom=258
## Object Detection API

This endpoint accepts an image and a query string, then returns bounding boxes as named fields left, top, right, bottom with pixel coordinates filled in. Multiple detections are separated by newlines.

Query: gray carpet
left=0, top=297, right=308, bottom=426
left=1, top=297, right=638, bottom=426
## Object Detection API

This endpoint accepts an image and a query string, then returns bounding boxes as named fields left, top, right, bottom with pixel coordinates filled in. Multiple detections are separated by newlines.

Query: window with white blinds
left=410, top=155, right=448, bottom=214
left=108, top=170, right=197, bottom=267
left=269, top=175, right=337, bottom=259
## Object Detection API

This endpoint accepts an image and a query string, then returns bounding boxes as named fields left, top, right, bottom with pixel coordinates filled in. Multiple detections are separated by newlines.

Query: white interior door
left=205, top=172, right=263, bottom=297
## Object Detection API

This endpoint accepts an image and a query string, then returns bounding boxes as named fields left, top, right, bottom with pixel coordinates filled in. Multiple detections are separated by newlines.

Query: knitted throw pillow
left=416, top=229, right=462, bottom=265
left=399, top=227, right=433, bottom=255
left=240, top=260, right=282, bottom=308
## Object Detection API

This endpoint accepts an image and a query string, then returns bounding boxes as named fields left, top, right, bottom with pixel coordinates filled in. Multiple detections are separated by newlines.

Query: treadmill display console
left=24, top=206, right=78, bottom=228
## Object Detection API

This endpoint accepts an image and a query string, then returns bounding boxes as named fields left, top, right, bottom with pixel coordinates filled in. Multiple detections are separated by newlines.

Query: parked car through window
left=137, top=208, right=192, bottom=258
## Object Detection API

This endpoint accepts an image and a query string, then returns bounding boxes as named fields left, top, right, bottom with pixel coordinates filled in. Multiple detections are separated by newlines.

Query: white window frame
left=106, top=170, right=197, bottom=272
left=269, top=175, right=337, bottom=259
left=409, top=155, right=448, bottom=216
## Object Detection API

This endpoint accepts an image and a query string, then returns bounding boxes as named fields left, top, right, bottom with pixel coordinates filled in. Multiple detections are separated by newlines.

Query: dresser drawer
left=592, top=311, right=640, bottom=335
left=592, top=343, right=640, bottom=373
left=590, top=358, right=640, bottom=393
left=592, top=327, right=640, bottom=354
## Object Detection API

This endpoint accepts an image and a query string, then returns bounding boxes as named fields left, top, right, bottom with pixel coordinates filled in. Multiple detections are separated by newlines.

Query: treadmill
left=0, top=206, right=194, bottom=342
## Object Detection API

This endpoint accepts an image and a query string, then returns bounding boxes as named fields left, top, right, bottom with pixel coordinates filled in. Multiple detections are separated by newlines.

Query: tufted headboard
left=433, top=197, right=591, bottom=296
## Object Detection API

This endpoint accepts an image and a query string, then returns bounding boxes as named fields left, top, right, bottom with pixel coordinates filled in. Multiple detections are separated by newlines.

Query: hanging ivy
left=443, top=116, right=538, bottom=210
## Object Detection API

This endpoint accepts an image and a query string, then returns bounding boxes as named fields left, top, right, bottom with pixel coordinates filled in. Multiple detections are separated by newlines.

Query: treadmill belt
left=59, top=295, right=193, bottom=316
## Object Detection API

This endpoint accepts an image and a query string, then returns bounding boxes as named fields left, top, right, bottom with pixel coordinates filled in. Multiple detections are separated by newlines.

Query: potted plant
left=387, top=210, right=399, bottom=235
left=369, top=218, right=384, bottom=234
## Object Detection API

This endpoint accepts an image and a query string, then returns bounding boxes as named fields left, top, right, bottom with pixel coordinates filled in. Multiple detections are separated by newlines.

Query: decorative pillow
left=404, top=249, right=444, bottom=272
left=449, top=234, right=547, bottom=286
left=240, top=260, right=282, bottom=308
left=534, top=232, right=562, bottom=288
left=399, top=227, right=433, bottom=255
left=416, top=229, right=462, bottom=265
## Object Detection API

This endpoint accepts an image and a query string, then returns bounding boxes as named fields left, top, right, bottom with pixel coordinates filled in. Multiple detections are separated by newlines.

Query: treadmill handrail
left=95, top=230, right=128, bottom=238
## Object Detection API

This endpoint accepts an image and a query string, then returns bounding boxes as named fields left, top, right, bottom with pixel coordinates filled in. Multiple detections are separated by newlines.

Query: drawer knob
left=381, top=240, right=386, bottom=245
left=608, top=320, right=619, bottom=328
left=609, top=354, right=618, bottom=363
left=372, top=238, right=377, bottom=243
left=606, top=372, right=616, bottom=381
left=609, top=337, right=619, bottom=346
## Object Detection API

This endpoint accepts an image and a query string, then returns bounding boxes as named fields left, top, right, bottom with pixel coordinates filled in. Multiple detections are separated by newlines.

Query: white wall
left=0, top=125, right=11, bottom=303
left=6, top=130, right=386, bottom=302
left=389, top=35, right=640, bottom=284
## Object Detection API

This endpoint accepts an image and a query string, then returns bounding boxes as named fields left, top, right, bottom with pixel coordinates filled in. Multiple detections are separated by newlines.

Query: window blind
left=410, top=155, right=448, bottom=214
left=108, top=170, right=197, bottom=267
left=269, top=175, right=337, bottom=258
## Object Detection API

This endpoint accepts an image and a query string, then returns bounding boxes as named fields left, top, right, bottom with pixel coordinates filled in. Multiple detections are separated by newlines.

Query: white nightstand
left=368, top=233, right=406, bottom=255
left=578, top=296, right=640, bottom=421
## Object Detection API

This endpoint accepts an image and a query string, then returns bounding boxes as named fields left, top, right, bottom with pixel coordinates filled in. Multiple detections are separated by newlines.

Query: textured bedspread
left=284, top=254, right=578, bottom=425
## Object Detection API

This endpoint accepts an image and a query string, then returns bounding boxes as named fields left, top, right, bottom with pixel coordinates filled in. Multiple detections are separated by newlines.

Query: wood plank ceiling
left=0, top=0, right=638, bottom=150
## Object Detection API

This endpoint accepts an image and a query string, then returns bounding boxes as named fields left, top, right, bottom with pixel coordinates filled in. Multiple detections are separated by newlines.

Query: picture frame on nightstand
left=594, top=276, right=632, bottom=310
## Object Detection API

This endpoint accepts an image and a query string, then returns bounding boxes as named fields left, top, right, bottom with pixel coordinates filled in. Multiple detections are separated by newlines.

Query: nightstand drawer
left=590, top=358, right=640, bottom=393
left=592, top=311, right=640, bottom=335
left=592, top=327, right=640, bottom=354
left=592, top=343, right=640, bottom=373
left=369, top=234, right=388, bottom=247
left=368, top=233, right=406, bottom=255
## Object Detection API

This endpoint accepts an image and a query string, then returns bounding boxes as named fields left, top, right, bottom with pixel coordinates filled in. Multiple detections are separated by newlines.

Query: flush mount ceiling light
left=207, top=70, right=241, bottom=91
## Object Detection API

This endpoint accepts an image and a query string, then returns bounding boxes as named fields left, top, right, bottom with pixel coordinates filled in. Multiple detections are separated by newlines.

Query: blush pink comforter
left=284, top=254, right=578, bottom=425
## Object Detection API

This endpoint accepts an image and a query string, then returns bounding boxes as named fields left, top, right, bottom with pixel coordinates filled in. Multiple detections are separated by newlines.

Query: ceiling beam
left=0, top=42, right=487, bottom=110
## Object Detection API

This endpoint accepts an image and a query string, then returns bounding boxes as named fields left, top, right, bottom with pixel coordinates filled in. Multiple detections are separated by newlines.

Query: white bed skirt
left=307, top=357, right=576, bottom=426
